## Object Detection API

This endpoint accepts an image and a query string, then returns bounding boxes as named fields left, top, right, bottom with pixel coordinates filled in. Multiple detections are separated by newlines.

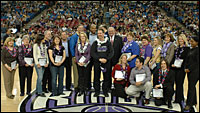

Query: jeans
left=50, top=65, right=64, bottom=95
left=35, top=65, right=45, bottom=94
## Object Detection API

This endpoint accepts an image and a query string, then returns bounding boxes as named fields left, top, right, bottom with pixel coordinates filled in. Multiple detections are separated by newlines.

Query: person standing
left=87, top=24, right=97, bottom=91
left=1, top=37, right=18, bottom=99
left=161, top=33, right=175, bottom=66
left=121, top=32, right=140, bottom=69
left=149, top=37, right=162, bottom=74
left=18, top=35, right=34, bottom=96
left=61, top=31, right=72, bottom=91
left=75, top=32, right=91, bottom=96
left=108, top=27, right=123, bottom=90
left=42, top=30, right=52, bottom=93
left=126, top=57, right=152, bottom=105
left=153, top=59, right=175, bottom=109
left=33, top=34, right=49, bottom=97
left=48, top=35, right=66, bottom=96
left=111, top=54, right=131, bottom=99
left=184, top=36, right=199, bottom=111
left=171, top=34, right=190, bottom=108
left=91, top=29, right=114, bottom=97
left=70, top=25, right=85, bottom=92
left=140, top=35, right=153, bottom=66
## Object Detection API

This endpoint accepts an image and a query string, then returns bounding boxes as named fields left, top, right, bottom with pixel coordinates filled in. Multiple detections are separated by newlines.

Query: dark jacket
left=90, top=39, right=114, bottom=62
left=153, top=68, right=175, bottom=88
left=18, top=45, right=33, bottom=66
left=108, top=35, right=123, bottom=66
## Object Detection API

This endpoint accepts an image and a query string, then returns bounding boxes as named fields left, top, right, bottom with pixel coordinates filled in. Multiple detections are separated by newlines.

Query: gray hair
left=22, top=35, right=30, bottom=41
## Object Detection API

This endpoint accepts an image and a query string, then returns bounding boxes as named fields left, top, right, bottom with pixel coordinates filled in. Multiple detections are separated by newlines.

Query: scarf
left=96, top=37, right=108, bottom=46
left=78, top=42, right=89, bottom=53
left=161, top=42, right=172, bottom=58
left=158, top=68, right=169, bottom=84
left=121, top=40, right=134, bottom=53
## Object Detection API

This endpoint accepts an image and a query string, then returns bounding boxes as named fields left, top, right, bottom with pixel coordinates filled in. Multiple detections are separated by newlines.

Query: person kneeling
left=126, top=57, right=152, bottom=105
left=153, top=59, right=175, bottom=109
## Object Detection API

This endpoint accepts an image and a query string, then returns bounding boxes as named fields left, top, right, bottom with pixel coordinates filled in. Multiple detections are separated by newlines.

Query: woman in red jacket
left=111, top=54, right=131, bottom=99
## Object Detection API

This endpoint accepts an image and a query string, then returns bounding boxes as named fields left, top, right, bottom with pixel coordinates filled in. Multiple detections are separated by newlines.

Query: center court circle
left=82, top=104, right=132, bottom=112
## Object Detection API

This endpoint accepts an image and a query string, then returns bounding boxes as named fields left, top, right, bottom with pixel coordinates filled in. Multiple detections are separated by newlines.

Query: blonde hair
left=78, top=32, right=89, bottom=43
left=153, top=36, right=162, bottom=47
left=22, top=35, right=30, bottom=41
left=117, top=54, right=129, bottom=65
left=4, top=37, right=15, bottom=46
left=177, top=34, right=189, bottom=47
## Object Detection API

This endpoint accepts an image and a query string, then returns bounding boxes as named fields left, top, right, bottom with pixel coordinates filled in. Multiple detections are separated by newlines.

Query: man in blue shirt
left=69, top=25, right=84, bottom=92
left=61, top=31, right=72, bottom=91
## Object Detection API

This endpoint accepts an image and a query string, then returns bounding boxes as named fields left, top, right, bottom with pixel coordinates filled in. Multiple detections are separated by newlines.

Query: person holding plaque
left=170, top=34, right=190, bottom=107
left=33, top=34, right=49, bottom=97
left=184, top=36, right=199, bottom=111
left=126, top=57, right=152, bottom=105
left=91, top=29, right=114, bottom=97
left=48, top=35, right=66, bottom=97
left=111, top=54, right=131, bottom=99
left=153, top=59, right=175, bottom=109
left=18, top=35, right=34, bottom=96
left=1, top=37, right=18, bottom=99
left=161, top=33, right=175, bottom=66
left=121, top=32, right=140, bottom=69
left=75, top=32, right=91, bottom=96
left=149, top=37, right=162, bottom=74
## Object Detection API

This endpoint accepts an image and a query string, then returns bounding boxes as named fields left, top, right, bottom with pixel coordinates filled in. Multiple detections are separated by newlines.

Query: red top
left=112, top=64, right=131, bottom=87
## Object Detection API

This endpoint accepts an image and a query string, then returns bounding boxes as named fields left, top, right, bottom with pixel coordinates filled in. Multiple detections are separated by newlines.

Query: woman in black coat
left=171, top=34, right=190, bottom=106
left=184, top=36, right=199, bottom=111
left=153, top=59, right=175, bottom=109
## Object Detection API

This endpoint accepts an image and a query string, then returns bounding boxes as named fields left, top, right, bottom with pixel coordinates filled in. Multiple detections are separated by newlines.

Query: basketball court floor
left=1, top=66, right=199, bottom=112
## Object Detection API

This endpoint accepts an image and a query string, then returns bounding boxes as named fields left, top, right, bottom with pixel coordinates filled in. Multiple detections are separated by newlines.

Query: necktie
left=111, top=36, right=114, bottom=45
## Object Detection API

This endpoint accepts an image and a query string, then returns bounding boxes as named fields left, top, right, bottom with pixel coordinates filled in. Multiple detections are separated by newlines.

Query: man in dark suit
left=108, top=27, right=123, bottom=90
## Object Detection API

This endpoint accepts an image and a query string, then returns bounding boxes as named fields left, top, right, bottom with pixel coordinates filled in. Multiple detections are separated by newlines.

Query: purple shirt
left=140, top=44, right=153, bottom=60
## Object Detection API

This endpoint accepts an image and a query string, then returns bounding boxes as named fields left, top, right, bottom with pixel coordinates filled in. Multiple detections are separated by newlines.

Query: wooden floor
left=1, top=66, right=199, bottom=112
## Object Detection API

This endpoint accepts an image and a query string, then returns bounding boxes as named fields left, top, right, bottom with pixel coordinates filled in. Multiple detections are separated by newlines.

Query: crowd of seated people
left=27, top=1, right=104, bottom=38
left=159, top=1, right=199, bottom=36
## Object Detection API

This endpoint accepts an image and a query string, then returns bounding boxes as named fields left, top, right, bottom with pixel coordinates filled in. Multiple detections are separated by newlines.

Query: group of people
left=1, top=23, right=199, bottom=111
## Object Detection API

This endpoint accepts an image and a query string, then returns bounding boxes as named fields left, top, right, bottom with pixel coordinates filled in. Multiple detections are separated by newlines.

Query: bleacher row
left=159, top=1, right=199, bottom=36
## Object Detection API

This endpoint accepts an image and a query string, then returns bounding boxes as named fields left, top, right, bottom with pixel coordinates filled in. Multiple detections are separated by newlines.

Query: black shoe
left=94, top=92, right=100, bottom=97
left=20, top=93, right=24, bottom=96
left=168, top=101, right=173, bottom=109
left=104, top=92, right=109, bottom=97
left=38, top=93, right=46, bottom=97
left=50, top=93, right=57, bottom=97
left=26, top=92, right=31, bottom=95
left=136, top=97, right=140, bottom=105
left=58, top=93, right=65, bottom=95
left=43, top=90, right=49, bottom=93
left=75, top=88, right=79, bottom=93
left=67, top=88, right=73, bottom=91
left=78, top=91, right=84, bottom=96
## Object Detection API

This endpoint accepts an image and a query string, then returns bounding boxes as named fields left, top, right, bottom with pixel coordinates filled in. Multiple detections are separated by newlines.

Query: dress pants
left=64, top=57, right=72, bottom=90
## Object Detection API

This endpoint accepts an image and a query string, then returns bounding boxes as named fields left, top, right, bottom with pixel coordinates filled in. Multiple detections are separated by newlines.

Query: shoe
left=145, top=99, right=150, bottom=104
left=7, top=95, right=14, bottom=99
left=78, top=91, right=84, bottom=96
left=43, top=90, right=49, bottom=93
left=75, top=88, right=79, bottom=93
left=104, top=92, right=109, bottom=97
left=93, top=92, right=100, bottom=97
left=67, top=88, right=73, bottom=91
left=20, top=93, right=24, bottom=96
left=38, top=93, right=46, bottom=97
left=184, top=105, right=191, bottom=111
left=50, top=93, right=57, bottom=97
left=26, top=92, right=31, bottom=95
left=168, top=101, right=173, bottom=109
left=58, top=93, right=65, bottom=95
left=136, top=97, right=140, bottom=105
